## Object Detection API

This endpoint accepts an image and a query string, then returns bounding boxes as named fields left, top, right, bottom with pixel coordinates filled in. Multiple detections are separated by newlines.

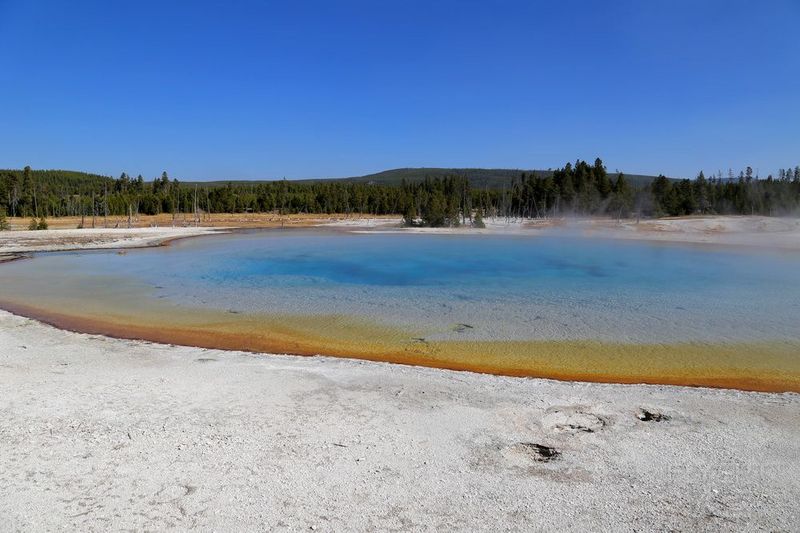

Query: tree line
left=488, top=161, right=800, bottom=220
left=1, top=160, right=799, bottom=228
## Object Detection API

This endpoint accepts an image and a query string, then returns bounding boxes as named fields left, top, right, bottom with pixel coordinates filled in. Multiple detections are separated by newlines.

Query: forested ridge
left=1, top=160, right=799, bottom=228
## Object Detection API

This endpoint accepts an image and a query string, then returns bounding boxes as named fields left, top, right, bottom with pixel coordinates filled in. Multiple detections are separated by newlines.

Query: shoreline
left=2, top=299, right=798, bottom=394
left=2, top=214, right=800, bottom=253
left=384, top=215, right=800, bottom=251
left=5, top=306, right=796, bottom=399
left=0, top=226, right=230, bottom=257
left=1, top=308, right=798, bottom=530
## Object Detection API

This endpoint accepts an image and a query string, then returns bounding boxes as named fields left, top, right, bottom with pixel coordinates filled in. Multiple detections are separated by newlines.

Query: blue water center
left=2, top=229, right=800, bottom=343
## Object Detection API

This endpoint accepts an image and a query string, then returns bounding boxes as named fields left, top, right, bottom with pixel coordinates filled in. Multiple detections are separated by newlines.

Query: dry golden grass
left=5, top=212, right=398, bottom=230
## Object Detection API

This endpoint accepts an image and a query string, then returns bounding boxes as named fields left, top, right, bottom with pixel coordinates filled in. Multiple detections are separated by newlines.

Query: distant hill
left=192, top=168, right=675, bottom=189
left=2, top=167, right=677, bottom=191
left=0, top=169, right=113, bottom=191
left=339, top=168, right=671, bottom=188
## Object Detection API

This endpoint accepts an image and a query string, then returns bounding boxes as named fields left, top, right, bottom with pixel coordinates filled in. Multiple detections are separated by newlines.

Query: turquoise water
left=2, top=228, right=800, bottom=344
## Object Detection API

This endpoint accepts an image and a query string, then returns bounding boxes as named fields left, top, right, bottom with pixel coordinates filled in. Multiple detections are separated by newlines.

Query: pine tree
left=473, top=208, right=486, bottom=228
left=651, top=175, right=673, bottom=216
left=422, top=189, right=446, bottom=227
left=402, top=201, right=416, bottom=227
left=0, top=207, right=9, bottom=230
left=609, top=173, right=633, bottom=219
left=595, top=158, right=612, bottom=199
left=695, top=171, right=710, bottom=213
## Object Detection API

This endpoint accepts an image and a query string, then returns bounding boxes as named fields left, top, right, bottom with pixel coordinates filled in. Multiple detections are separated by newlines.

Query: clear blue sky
left=1, top=0, right=798, bottom=180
